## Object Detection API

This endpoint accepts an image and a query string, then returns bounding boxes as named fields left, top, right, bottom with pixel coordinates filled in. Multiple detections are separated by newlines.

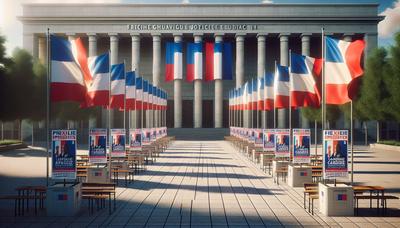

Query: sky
left=0, top=0, right=399, bottom=56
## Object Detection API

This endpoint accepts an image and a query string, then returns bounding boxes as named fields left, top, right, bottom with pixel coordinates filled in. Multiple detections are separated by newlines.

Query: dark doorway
left=182, top=100, right=193, bottom=128
left=202, top=100, right=214, bottom=128
left=223, top=100, right=229, bottom=128
left=166, top=100, right=174, bottom=128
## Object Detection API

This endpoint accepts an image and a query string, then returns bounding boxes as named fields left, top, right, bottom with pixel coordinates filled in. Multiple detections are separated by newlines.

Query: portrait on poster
left=52, top=130, right=77, bottom=179
left=323, top=130, right=348, bottom=178
left=293, top=129, right=311, bottom=164
left=263, top=129, right=275, bottom=152
left=275, top=129, right=290, bottom=157
left=89, top=128, right=107, bottom=164
left=130, top=129, right=142, bottom=151
left=111, top=129, right=126, bottom=157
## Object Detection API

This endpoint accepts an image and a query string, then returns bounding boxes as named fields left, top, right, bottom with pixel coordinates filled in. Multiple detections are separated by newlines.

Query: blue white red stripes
left=205, top=42, right=233, bottom=81
left=325, top=37, right=365, bottom=104
left=86, top=53, right=109, bottom=107
left=110, top=63, right=125, bottom=109
left=186, top=42, right=203, bottom=82
left=165, top=42, right=182, bottom=81
left=264, top=72, right=274, bottom=111
left=290, top=53, right=322, bottom=108
left=274, top=64, right=290, bottom=109
left=126, top=71, right=136, bottom=110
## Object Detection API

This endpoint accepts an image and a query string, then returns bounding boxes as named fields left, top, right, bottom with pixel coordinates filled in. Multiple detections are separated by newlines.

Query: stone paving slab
left=0, top=140, right=400, bottom=227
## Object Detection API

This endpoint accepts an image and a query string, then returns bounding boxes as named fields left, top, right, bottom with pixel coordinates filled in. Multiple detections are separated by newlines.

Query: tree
left=0, top=35, right=13, bottom=121
left=301, top=105, right=341, bottom=128
left=384, top=33, right=400, bottom=122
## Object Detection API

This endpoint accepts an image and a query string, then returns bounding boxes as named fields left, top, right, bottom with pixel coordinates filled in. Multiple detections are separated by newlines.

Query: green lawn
left=0, top=140, right=23, bottom=146
left=377, top=140, right=400, bottom=147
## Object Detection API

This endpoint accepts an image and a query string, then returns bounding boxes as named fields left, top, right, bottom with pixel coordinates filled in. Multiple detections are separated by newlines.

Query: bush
left=0, top=140, right=23, bottom=146
left=377, top=140, right=400, bottom=146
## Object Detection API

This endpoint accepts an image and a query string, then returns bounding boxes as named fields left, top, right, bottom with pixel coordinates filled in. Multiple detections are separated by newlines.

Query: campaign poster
left=151, top=128, right=157, bottom=141
left=323, top=130, right=348, bottom=179
left=143, top=128, right=151, bottom=145
left=263, top=129, right=275, bottom=152
left=129, top=129, right=142, bottom=151
left=89, top=128, right=107, bottom=164
left=292, top=129, right=311, bottom=164
left=111, top=129, right=126, bottom=157
left=275, top=129, right=290, bottom=157
left=52, top=130, right=77, bottom=179
left=254, top=129, right=263, bottom=147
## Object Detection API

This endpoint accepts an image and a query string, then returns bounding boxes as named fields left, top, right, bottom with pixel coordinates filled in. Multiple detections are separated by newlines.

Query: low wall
left=0, top=143, right=27, bottom=152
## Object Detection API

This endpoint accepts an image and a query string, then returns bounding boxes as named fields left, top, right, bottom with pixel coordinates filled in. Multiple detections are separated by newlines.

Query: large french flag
left=148, top=83, right=153, bottom=110
left=204, top=42, right=233, bottom=81
left=165, top=42, right=183, bottom=82
left=86, top=53, right=109, bottom=107
left=264, top=72, right=274, bottom=111
left=325, top=37, right=365, bottom=104
left=274, top=65, right=290, bottom=109
left=110, top=63, right=125, bottom=109
left=126, top=71, right=136, bottom=110
left=135, top=77, right=143, bottom=110
left=257, top=77, right=264, bottom=111
left=50, top=35, right=91, bottom=104
left=247, top=81, right=253, bottom=110
left=290, top=53, right=322, bottom=108
left=186, top=42, right=203, bottom=82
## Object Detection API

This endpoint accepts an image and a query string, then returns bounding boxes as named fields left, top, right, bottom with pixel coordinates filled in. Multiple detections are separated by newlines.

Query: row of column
left=37, top=32, right=372, bottom=129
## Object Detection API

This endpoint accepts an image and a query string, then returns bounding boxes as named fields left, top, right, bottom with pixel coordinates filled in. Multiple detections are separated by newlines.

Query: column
left=300, top=33, right=311, bottom=129
left=214, top=35, right=224, bottom=128
left=152, top=34, right=161, bottom=129
left=365, top=33, right=378, bottom=61
left=236, top=34, right=245, bottom=127
left=194, top=34, right=203, bottom=128
left=257, top=34, right=266, bottom=128
left=38, top=36, right=47, bottom=64
left=130, top=33, right=140, bottom=129
left=109, top=33, right=119, bottom=128
left=278, top=33, right=289, bottom=128
left=88, top=33, right=99, bottom=128
left=23, top=33, right=37, bottom=57
left=174, top=34, right=183, bottom=128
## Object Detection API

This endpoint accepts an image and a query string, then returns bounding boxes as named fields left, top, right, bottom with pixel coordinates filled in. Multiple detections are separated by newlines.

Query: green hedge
left=377, top=140, right=400, bottom=146
left=0, top=140, right=23, bottom=146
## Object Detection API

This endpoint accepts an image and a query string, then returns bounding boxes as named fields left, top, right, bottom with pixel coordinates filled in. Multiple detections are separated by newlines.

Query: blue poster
left=130, top=129, right=142, bottom=151
left=263, top=129, right=275, bottom=152
left=52, top=130, right=77, bottom=179
left=111, top=129, right=126, bottom=157
left=275, top=129, right=290, bottom=157
left=89, top=128, right=107, bottom=164
left=292, top=129, right=311, bottom=164
left=323, top=130, right=348, bottom=179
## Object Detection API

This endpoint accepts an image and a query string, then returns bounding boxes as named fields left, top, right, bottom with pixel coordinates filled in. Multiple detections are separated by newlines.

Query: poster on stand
left=255, top=129, right=263, bottom=147
left=263, top=129, right=275, bottom=152
left=130, top=129, right=142, bottom=151
left=151, top=128, right=157, bottom=142
left=275, top=129, right=290, bottom=157
left=52, top=130, right=77, bottom=179
left=143, top=128, right=151, bottom=145
left=89, top=129, right=107, bottom=164
left=323, top=130, right=348, bottom=179
left=292, top=129, right=311, bottom=164
left=111, top=129, right=126, bottom=157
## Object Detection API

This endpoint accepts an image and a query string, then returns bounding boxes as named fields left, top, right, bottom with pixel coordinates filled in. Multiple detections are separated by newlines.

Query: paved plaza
left=1, top=140, right=400, bottom=227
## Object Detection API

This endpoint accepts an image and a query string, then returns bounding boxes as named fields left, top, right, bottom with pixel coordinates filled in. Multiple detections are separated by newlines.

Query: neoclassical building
left=20, top=3, right=381, bottom=129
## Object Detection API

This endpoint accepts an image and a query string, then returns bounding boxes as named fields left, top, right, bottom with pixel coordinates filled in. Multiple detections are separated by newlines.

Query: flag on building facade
left=143, top=80, right=149, bottom=110
left=325, top=36, right=365, bottom=104
left=186, top=42, right=203, bottom=82
left=264, top=72, right=274, bottom=111
left=135, top=77, right=143, bottom=110
left=125, top=71, right=136, bottom=110
left=50, top=35, right=91, bottom=104
left=165, top=42, right=183, bottom=82
left=251, top=79, right=258, bottom=110
left=257, top=77, right=264, bottom=111
left=86, top=52, right=110, bottom=107
left=274, top=64, right=290, bottom=109
left=290, top=53, right=322, bottom=108
left=204, top=42, right=233, bottom=81
left=110, top=63, right=125, bottom=109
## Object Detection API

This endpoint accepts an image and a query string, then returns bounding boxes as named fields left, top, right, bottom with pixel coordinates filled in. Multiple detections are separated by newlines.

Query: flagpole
left=321, top=27, right=326, bottom=132
left=350, top=100, right=354, bottom=184
left=46, top=28, right=51, bottom=186
left=257, top=81, right=259, bottom=129
left=289, top=50, right=292, bottom=162
left=123, top=60, right=126, bottom=136
left=108, top=50, right=112, bottom=180
left=314, top=119, right=318, bottom=162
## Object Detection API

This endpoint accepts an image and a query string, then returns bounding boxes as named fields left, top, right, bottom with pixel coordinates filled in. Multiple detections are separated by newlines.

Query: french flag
left=290, top=53, right=322, bottom=108
left=86, top=53, right=109, bottom=107
left=205, top=42, right=233, bottom=81
left=187, top=42, right=203, bottom=82
left=325, top=37, right=365, bottom=104
left=263, top=72, right=274, bottom=111
left=165, top=42, right=182, bottom=82
left=247, top=81, right=253, bottom=110
left=110, top=63, right=125, bottom=109
left=257, top=77, right=264, bottom=111
left=148, top=83, right=153, bottom=110
left=143, top=80, right=149, bottom=110
left=135, top=77, right=143, bottom=110
left=50, top=35, right=91, bottom=104
left=274, top=64, right=290, bottom=109
left=251, top=79, right=258, bottom=110
left=126, top=71, right=136, bottom=110
left=153, top=86, right=158, bottom=110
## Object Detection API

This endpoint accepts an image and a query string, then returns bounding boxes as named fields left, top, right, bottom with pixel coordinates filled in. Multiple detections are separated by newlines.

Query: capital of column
left=301, top=33, right=311, bottom=41
left=257, top=34, right=267, bottom=42
left=193, top=34, right=202, bottom=43
left=131, top=33, right=141, bottom=42
left=235, top=34, right=245, bottom=42
left=279, top=33, right=290, bottom=42
left=109, top=33, right=119, bottom=42
left=87, top=33, right=97, bottom=41
left=152, top=34, right=161, bottom=42
left=173, top=34, right=183, bottom=42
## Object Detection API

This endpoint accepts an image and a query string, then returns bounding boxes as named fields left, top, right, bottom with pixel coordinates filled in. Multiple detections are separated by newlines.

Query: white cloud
left=0, top=0, right=122, bottom=56
left=261, top=0, right=273, bottom=3
left=378, top=0, right=400, bottom=38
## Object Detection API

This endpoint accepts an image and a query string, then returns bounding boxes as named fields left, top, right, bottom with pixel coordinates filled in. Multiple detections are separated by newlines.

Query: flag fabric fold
left=325, top=36, right=365, bottom=104
left=204, top=42, right=233, bottom=81
left=165, top=42, right=182, bottom=82
left=110, top=63, right=125, bottom=109
left=86, top=53, right=110, bottom=107
left=290, top=53, right=322, bottom=108
left=257, top=77, right=264, bottom=111
left=274, top=64, right=290, bottom=109
left=264, top=72, right=274, bottom=111
left=126, top=71, right=136, bottom=110
left=186, top=42, right=203, bottom=82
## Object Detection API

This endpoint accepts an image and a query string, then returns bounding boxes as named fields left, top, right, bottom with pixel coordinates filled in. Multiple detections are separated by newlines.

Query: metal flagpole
left=108, top=50, right=112, bottom=180
left=141, top=82, right=144, bottom=129
left=289, top=50, right=292, bottom=162
left=256, top=80, right=259, bottom=129
left=46, top=28, right=51, bottom=186
left=314, top=119, right=318, bottom=161
left=350, top=100, right=354, bottom=184
left=123, top=60, right=126, bottom=133
left=251, top=79, right=254, bottom=129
